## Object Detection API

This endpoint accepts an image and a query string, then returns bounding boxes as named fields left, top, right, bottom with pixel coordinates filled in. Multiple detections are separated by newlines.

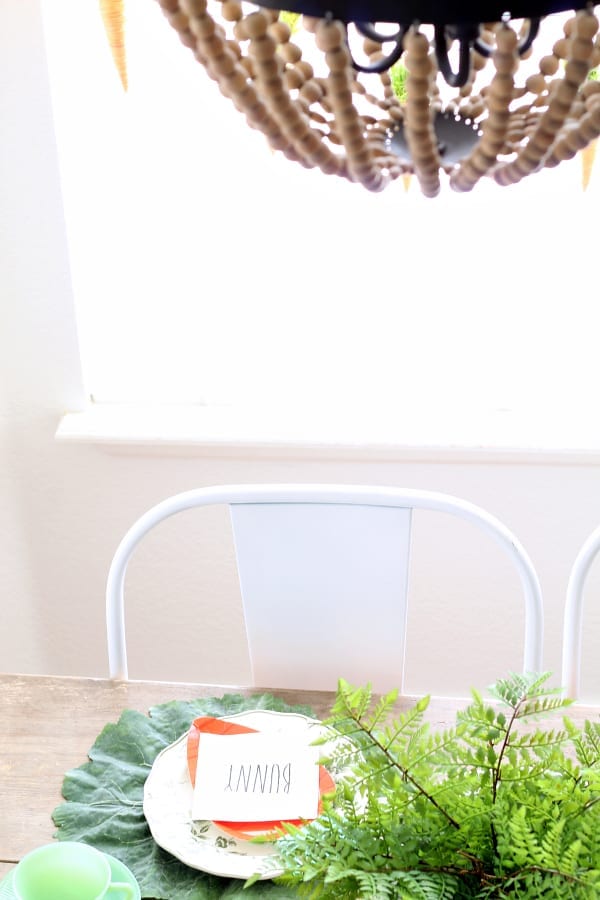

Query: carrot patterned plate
left=143, top=710, right=335, bottom=880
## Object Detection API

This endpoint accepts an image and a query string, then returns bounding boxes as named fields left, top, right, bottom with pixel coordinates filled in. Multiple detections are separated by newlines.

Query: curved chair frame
left=107, top=484, right=543, bottom=683
left=562, top=524, right=600, bottom=699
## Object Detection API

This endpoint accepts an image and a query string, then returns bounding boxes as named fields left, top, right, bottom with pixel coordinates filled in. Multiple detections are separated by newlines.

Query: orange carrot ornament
left=581, top=139, right=597, bottom=192
left=99, top=0, right=127, bottom=91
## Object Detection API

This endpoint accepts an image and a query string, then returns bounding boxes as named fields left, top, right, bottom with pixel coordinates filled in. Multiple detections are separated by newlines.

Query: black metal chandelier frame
left=255, top=0, right=592, bottom=86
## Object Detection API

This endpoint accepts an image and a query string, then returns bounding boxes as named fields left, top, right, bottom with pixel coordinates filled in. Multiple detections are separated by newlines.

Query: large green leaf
left=52, top=693, right=315, bottom=899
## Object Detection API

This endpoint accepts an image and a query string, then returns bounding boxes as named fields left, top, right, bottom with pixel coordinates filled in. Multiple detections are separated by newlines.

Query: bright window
left=42, top=0, right=599, bottom=436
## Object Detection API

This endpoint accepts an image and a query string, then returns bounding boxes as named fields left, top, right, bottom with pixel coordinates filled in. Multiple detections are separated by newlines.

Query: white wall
left=2, top=0, right=600, bottom=700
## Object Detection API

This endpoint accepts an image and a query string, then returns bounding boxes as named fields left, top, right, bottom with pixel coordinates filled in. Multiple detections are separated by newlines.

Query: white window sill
left=55, top=403, right=600, bottom=464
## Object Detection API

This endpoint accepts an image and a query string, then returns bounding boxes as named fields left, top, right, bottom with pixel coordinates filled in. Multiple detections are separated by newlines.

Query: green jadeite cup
left=13, top=842, right=134, bottom=900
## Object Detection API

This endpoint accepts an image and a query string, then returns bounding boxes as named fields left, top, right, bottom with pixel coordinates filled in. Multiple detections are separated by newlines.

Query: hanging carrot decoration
left=99, top=0, right=128, bottom=91
left=581, top=139, right=597, bottom=191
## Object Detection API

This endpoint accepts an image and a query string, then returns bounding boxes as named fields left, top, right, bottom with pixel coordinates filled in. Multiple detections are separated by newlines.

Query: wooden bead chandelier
left=123, top=0, right=600, bottom=195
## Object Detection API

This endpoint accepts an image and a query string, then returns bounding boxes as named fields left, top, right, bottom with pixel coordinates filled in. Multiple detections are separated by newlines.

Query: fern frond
left=458, top=697, right=508, bottom=745
left=390, top=870, right=461, bottom=899
left=379, top=698, right=431, bottom=751
left=508, top=728, right=568, bottom=751
left=330, top=679, right=374, bottom=723
left=364, top=688, right=400, bottom=732
left=517, top=695, right=573, bottom=720
left=569, top=718, right=600, bottom=768
left=400, top=727, right=463, bottom=777
left=489, top=672, right=555, bottom=706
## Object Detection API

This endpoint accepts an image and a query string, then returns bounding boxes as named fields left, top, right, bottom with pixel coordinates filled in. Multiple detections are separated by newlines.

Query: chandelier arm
left=355, top=21, right=404, bottom=42
left=404, top=29, right=442, bottom=196
left=350, top=29, right=407, bottom=73
left=472, top=35, right=493, bottom=57
left=516, top=17, right=541, bottom=55
left=495, top=8, right=599, bottom=186
left=473, top=18, right=541, bottom=58
left=450, top=26, right=518, bottom=192
left=434, top=23, right=479, bottom=87
left=316, top=18, right=386, bottom=190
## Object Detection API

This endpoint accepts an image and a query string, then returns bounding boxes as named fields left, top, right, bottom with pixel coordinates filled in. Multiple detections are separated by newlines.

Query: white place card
left=191, top=732, right=320, bottom=822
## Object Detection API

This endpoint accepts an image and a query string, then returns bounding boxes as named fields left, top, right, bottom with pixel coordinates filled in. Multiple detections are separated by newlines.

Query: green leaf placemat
left=52, top=693, right=315, bottom=899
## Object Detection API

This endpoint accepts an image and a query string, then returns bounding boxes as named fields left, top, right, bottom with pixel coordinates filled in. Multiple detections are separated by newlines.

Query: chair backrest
left=106, top=484, right=543, bottom=689
left=562, top=524, right=600, bottom=699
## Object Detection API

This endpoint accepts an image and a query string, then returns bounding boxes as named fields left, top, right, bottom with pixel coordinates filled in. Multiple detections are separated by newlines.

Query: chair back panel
left=230, top=501, right=412, bottom=691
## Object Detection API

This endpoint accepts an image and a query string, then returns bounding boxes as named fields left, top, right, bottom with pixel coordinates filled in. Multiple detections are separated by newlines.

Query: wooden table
left=1, top=673, right=597, bottom=887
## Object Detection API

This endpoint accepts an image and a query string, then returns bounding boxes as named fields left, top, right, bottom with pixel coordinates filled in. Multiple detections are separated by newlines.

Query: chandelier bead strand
left=404, top=29, right=442, bottom=197
left=451, top=25, right=518, bottom=191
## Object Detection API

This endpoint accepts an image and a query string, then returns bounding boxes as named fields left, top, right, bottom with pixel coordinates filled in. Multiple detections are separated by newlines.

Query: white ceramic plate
left=143, top=709, right=332, bottom=880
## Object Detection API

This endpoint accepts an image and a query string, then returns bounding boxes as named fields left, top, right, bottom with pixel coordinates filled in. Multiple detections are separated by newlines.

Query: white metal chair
left=562, top=524, right=600, bottom=699
left=106, top=484, right=544, bottom=689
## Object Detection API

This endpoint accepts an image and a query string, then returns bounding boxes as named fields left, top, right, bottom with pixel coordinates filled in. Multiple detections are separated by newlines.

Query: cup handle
left=106, top=880, right=135, bottom=899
